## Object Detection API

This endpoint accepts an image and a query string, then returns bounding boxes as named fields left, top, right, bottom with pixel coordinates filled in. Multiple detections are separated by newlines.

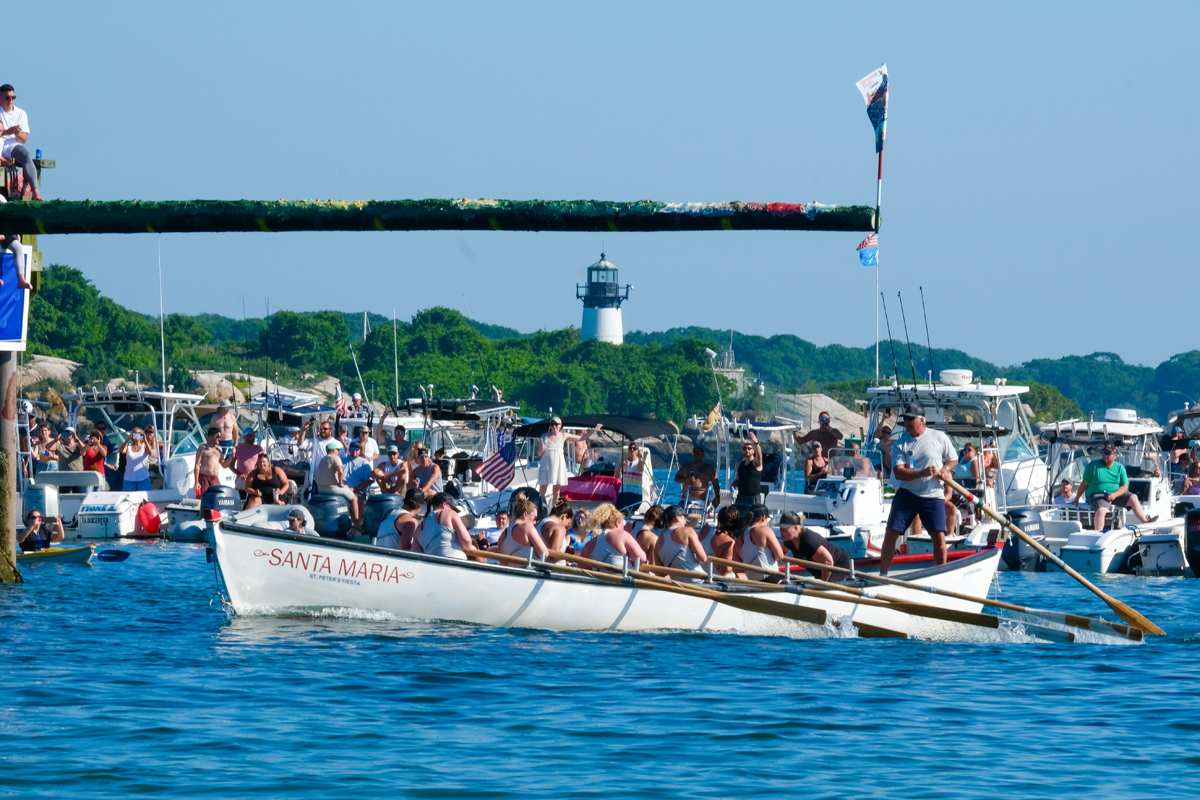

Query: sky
left=15, top=2, right=1198, bottom=368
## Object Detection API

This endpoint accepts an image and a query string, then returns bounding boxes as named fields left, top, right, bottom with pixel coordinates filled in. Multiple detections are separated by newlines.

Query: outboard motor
left=1184, top=508, right=1200, bottom=578
left=200, top=485, right=240, bottom=520
left=1001, top=509, right=1046, bottom=572
left=364, top=493, right=403, bottom=537
left=309, top=492, right=352, bottom=538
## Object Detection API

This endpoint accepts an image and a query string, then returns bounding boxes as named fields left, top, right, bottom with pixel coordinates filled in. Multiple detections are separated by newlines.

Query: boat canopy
left=514, top=415, right=678, bottom=441
left=399, top=398, right=520, bottom=421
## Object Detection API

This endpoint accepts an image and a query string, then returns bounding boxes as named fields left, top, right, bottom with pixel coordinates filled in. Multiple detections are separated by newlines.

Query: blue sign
left=0, top=250, right=30, bottom=350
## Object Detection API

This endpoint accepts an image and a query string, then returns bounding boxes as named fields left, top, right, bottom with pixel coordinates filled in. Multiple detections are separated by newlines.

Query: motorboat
left=1040, top=410, right=1178, bottom=575
left=206, top=513, right=1008, bottom=641
left=26, top=388, right=235, bottom=540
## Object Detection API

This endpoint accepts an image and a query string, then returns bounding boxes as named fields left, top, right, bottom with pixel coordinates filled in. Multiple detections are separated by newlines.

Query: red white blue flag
left=478, top=430, right=517, bottom=489
left=855, top=65, right=888, bottom=153
left=857, top=233, right=879, bottom=266
left=334, top=384, right=348, bottom=416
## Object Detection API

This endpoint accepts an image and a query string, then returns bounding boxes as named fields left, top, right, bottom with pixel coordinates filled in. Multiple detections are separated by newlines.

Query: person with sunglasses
left=1072, top=447, right=1157, bottom=529
left=792, top=411, right=844, bottom=461
left=537, top=417, right=601, bottom=504
left=374, top=445, right=410, bottom=494
left=0, top=84, right=42, bottom=201
left=803, top=441, right=829, bottom=493
left=17, top=510, right=64, bottom=552
left=411, top=446, right=443, bottom=500
left=734, top=430, right=764, bottom=505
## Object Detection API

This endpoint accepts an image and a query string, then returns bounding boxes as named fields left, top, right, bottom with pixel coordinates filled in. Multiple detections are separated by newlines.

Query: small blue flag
left=857, top=233, right=878, bottom=266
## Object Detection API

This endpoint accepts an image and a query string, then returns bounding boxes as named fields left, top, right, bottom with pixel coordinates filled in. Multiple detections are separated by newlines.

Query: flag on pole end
left=478, top=429, right=517, bottom=489
left=701, top=403, right=722, bottom=433
left=334, top=384, right=348, bottom=416
left=857, top=233, right=879, bottom=266
left=855, top=65, right=888, bottom=153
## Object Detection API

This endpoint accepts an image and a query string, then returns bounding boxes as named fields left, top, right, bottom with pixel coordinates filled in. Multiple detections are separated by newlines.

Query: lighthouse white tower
left=577, top=252, right=632, bottom=344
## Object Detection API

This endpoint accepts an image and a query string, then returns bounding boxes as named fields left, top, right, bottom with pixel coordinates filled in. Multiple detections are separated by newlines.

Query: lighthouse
left=576, top=252, right=632, bottom=344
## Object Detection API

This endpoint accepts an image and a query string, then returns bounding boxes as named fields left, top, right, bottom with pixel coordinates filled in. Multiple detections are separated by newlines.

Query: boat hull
left=17, top=545, right=95, bottom=565
left=210, top=522, right=1004, bottom=641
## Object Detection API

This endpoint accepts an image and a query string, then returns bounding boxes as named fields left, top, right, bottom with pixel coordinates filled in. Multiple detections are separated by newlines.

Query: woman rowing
left=630, top=504, right=662, bottom=567
left=701, top=505, right=743, bottom=576
left=579, top=503, right=647, bottom=569
left=538, top=499, right=574, bottom=558
left=737, top=504, right=786, bottom=582
left=417, top=492, right=475, bottom=561
left=653, top=505, right=707, bottom=580
left=497, top=497, right=549, bottom=561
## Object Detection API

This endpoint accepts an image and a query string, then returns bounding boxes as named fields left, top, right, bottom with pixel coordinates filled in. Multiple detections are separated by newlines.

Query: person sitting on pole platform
left=0, top=85, right=43, bottom=201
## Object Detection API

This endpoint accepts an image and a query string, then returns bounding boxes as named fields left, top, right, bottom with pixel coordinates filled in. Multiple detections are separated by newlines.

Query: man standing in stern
left=879, top=403, right=957, bottom=575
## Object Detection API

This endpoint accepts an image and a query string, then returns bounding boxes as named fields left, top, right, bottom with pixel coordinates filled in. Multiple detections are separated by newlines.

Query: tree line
left=26, top=265, right=1199, bottom=424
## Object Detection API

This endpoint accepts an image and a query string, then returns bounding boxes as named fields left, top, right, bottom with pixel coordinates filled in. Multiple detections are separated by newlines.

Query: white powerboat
left=1040, top=410, right=1177, bottom=575
left=26, top=388, right=235, bottom=540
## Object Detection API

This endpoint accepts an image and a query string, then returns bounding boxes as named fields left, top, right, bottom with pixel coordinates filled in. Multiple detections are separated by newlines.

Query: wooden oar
left=468, top=549, right=828, bottom=627
left=777, top=554, right=1143, bottom=643
left=939, top=474, right=1164, bottom=635
left=702, top=556, right=1074, bottom=643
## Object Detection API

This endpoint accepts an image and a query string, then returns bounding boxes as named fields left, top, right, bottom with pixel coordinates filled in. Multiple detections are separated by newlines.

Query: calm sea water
left=4, top=542, right=1200, bottom=799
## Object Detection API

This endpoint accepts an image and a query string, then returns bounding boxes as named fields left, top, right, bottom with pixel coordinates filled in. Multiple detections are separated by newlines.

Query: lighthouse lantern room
left=576, top=252, right=632, bottom=344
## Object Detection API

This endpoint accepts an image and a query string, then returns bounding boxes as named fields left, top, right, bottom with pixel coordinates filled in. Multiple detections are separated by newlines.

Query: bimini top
left=399, top=398, right=520, bottom=421
left=64, top=387, right=207, bottom=409
left=867, top=380, right=1030, bottom=400
left=1041, top=417, right=1163, bottom=442
left=248, top=391, right=339, bottom=424
left=514, top=414, right=678, bottom=441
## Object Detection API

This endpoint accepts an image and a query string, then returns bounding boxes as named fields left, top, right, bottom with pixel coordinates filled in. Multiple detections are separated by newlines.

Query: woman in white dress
left=537, top=417, right=601, bottom=504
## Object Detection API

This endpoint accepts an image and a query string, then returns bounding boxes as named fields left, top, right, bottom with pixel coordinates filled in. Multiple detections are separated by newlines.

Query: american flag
left=477, top=429, right=517, bottom=489
left=857, top=233, right=878, bottom=251
left=334, top=384, right=348, bottom=417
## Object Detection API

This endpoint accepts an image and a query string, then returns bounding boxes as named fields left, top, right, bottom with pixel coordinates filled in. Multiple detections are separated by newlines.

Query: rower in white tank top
left=589, top=532, right=628, bottom=569
left=659, top=526, right=705, bottom=575
left=696, top=523, right=716, bottom=556
left=739, top=533, right=777, bottom=581
left=419, top=513, right=467, bottom=560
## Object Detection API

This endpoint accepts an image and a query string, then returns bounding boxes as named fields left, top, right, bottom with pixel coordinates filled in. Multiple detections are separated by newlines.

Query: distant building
left=577, top=252, right=631, bottom=344
left=714, top=331, right=746, bottom=396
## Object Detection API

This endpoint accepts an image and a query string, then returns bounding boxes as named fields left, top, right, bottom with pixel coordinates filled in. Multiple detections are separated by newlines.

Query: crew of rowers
left=374, top=489, right=852, bottom=584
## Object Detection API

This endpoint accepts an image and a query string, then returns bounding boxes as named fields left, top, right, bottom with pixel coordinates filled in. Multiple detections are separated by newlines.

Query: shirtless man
left=194, top=427, right=233, bottom=497
left=372, top=445, right=409, bottom=494
left=792, top=411, right=843, bottom=456
left=210, top=400, right=240, bottom=458
left=674, top=446, right=721, bottom=512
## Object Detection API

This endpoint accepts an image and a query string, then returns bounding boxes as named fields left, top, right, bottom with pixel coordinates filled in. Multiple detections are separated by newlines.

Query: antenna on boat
left=157, top=236, right=167, bottom=392
left=393, top=307, right=400, bottom=408
left=919, top=286, right=940, bottom=407
left=880, top=293, right=901, bottom=390
left=897, top=292, right=920, bottom=397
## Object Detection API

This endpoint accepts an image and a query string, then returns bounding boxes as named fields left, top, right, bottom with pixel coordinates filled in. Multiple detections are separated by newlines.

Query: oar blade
left=852, top=621, right=909, bottom=639
left=96, top=550, right=131, bottom=562
left=1103, top=599, right=1166, bottom=636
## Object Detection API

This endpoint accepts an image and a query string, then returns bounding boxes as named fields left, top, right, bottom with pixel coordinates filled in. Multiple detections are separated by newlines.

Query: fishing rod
left=896, top=291, right=921, bottom=395
left=919, top=286, right=940, bottom=408
left=879, top=292, right=901, bottom=389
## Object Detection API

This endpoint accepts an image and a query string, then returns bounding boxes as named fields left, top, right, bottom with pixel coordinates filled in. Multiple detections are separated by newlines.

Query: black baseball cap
left=780, top=511, right=804, bottom=527
left=900, top=403, right=926, bottom=421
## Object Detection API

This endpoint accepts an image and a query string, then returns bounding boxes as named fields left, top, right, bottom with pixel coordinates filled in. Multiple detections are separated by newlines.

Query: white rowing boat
left=209, top=519, right=1006, bottom=640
